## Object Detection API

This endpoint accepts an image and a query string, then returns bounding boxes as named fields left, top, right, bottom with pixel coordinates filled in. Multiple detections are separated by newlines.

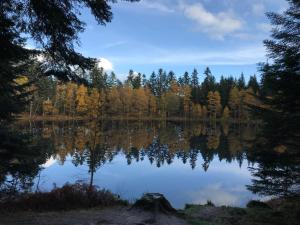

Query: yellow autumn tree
left=65, top=82, right=77, bottom=117
left=207, top=91, right=221, bottom=120
left=88, top=88, right=102, bottom=119
left=229, top=86, right=240, bottom=120
left=132, top=88, right=148, bottom=117
left=222, top=106, right=230, bottom=121
left=106, top=87, right=122, bottom=116
left=182, top=85, right=191, bottom=118
left=42, top=99, right=54, bottom=115
left=192, top=103, right=202, bottom=118
left=119, top=86, right=132, bottom=117
left=145, top=87, right=157, bottom=117
left=76, top=84, right=88, bottom=115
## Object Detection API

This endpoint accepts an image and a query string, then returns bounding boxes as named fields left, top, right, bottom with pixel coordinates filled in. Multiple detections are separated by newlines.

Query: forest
left=19, top=66, right=261, bottom=121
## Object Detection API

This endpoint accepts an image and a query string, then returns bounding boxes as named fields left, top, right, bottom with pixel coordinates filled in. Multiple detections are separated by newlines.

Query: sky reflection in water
left=39, top=150, right=258, bottom=208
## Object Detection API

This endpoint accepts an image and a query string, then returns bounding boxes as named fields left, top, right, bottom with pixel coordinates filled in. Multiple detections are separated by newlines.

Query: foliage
left=23, top=67, right=261, bottom=121
left=0, top=183, right=127, bottom=212
left=0, top=0, right=138, bottom=121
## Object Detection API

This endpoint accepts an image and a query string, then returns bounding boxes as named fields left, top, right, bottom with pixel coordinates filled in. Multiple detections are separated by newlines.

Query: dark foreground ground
left=0, top=184, right=299, bottom=225
left=1, top=199, right=299, bottom=225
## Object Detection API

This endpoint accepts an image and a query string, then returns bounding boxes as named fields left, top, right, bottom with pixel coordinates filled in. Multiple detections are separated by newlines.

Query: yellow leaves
left=222, top=106, right=230, bottom=120
left=76, top=84, right=88, bottom=114
left=182, top=85, right=192, bottom=115
left=106, top=87, right=122, bottom=114
left=207, top=91, right=222, bottom=119
left=14, top=75, right=29, bottom=85
left=88, top=88, right=102, bottom=118
left=192, top=103, right=202, bottom=118
left=43, top=99, right=55, bottom=115
left=132, top=88, right=148, bottom=114
left=229, top=86, right=240, bottom=110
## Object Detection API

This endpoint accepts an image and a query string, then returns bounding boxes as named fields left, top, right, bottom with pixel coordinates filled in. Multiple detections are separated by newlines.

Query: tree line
left=22, top=66, right=261, bottom=121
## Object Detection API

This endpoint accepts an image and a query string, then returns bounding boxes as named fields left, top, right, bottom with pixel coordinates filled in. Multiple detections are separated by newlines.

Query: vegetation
left=21, top=66, right=261, bottom=122
left=182, top=197, right=300, bottom=225
left=0, top=183, right=127, bottom=212
left=256, top=0, right=300, bottom=149
left=0, top=0, right=138, bottom=121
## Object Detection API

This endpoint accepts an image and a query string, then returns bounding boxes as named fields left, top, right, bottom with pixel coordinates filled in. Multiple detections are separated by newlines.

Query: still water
left=1, top=121, right=270, bottom=208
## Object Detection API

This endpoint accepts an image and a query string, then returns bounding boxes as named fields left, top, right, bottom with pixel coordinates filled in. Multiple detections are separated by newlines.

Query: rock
left=131, top=193, right=177, bottom=214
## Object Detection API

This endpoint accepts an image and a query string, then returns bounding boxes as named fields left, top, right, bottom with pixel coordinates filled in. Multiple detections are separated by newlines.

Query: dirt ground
left=0, top=206, right=188, bottom=225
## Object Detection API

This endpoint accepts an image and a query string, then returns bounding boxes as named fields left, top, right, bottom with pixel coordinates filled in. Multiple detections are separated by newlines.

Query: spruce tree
left=259, top=0, right=300, bottom=148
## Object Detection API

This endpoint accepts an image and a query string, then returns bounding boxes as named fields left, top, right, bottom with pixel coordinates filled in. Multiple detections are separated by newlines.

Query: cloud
left=252, top=3, right=265, bottom=15
left=42, top=157, right=57, bottom=168
left=97, top=58, right=114, bottom=71
left=139, top=0, right=175, bottom=13
left=188, top=183, right=240, bottom=206
left=180, top=3, right=243, bottom=39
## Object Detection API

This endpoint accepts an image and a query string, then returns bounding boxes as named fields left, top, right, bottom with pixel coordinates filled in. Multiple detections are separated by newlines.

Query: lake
left=1, top=120, right=292, bottom=209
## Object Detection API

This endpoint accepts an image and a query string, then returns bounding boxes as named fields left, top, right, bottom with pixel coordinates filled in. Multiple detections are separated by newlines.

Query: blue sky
left=75, top=0, right=288, bottom=81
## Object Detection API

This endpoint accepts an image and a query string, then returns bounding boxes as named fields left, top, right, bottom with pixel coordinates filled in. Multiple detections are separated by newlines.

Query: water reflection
left=0, top=121, right=298, bottom=208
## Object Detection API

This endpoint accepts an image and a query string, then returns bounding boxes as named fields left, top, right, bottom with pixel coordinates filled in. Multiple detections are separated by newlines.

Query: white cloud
left=252, top=3, right=265, bottom=15
left=42, top=157, right=57, bottom=168
left=97, top=58, right=114, bottom=71
left=139, top=0, right=175, bottom=13
left=180, top=3, right=243, bottom=39
left=188, top=183, right=240, bottom=206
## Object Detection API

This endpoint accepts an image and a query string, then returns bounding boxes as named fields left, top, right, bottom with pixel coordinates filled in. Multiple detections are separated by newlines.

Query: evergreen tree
left=237, top=73, right=246, bottom=90
left=258, top=0, right=300, bottom=147
left=218, top=76, right=235, bottom=107
left=191, top=68, right=199, bottom=87
left=90, top=66, right=107, bottom=90
left=183, top=71, right=190, bottom=86
left=0, top=0, right=138, bottom=120
left=167, top=71, right=176, bottom=85
left=248, top=75, right=260, bottom=94
left=149, top=72, right=157, bottom=96
left=201, top=67, right=216, bottom=105
left=132, top=73, right=142, bottom=89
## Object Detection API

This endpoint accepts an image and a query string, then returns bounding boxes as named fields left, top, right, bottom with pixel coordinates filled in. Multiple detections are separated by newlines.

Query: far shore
left=16, top=114, right=260, bottom=124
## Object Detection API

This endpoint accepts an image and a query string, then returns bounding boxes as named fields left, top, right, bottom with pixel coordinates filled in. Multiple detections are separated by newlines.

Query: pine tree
left=237, top=73, right=246, bottom=90
left=183, top=71, right=190, bottom=86
left=248, top=75, right=260, bottom=94
left=191, top=69, right=199, bottom=87
left=201, top=67, right=216, bottom=105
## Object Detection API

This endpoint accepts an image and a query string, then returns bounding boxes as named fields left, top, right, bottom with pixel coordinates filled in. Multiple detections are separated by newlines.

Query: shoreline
left=16, top=114, right=260, bottom=124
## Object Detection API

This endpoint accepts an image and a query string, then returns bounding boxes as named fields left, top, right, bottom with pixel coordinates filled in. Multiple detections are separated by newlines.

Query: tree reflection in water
left=0, top=120, right=299, bottom=200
